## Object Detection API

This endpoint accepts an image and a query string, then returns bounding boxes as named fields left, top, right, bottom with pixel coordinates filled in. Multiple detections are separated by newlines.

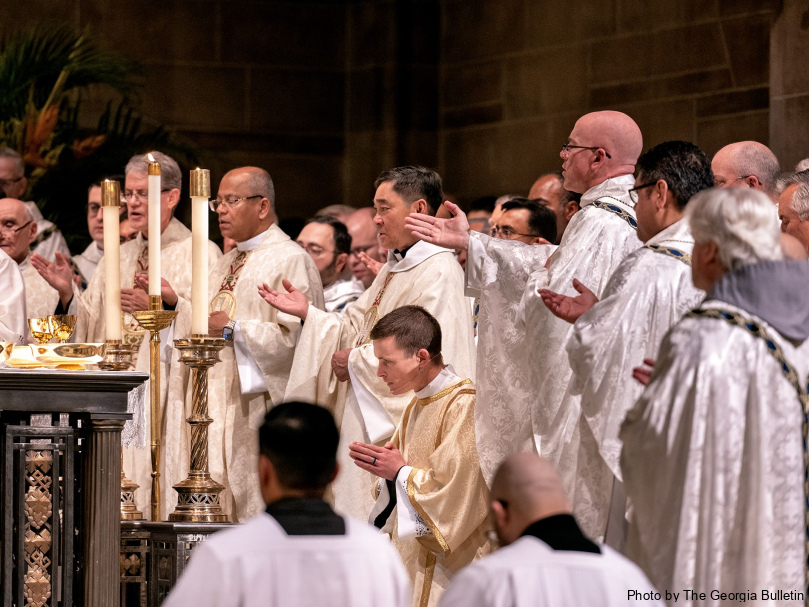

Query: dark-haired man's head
left=468, top=196, right=496, bottom=234
left=529, top=172, right=580, bottom=243
left=633, top=140, right=714, bottom=243
left=492, top=198, right=556, bottom=245
left=87, top=175, right=126, bottom=250
left=374, top=166, right=442, bottom=251
left=258, top=402, right=340, bottom=504
left=370, top=305, right=444, bottom=395
left=297, top=215, right=351, bottom=288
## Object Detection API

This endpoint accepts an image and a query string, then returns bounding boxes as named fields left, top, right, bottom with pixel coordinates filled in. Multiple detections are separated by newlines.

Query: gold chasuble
left=164, top=225, right=324, bottom=521
left=72, top=217, right=223, bottom=518
left=284, top=240, right=476, bottom=523
left=372, top=368, right=492, bottom=607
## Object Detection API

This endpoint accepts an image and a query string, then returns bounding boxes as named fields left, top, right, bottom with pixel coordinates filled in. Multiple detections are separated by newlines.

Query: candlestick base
left=168, top=336, right=228, bottom=522
left=121, top=448, right=143, bottom=521
left=98, top=340, right=137, bottom=371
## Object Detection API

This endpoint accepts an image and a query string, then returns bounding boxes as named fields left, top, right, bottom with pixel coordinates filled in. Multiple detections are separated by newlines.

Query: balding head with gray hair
left=711, top=141, right=781, bottom=198
left=125, top=151, right=182, bottom=192
left=0, top=147, right=23, bottom=174
left=777, top=169, right=809, bottom=221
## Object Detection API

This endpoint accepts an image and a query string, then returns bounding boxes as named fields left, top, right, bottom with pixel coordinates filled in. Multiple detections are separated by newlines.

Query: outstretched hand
left=632, top=358, right=656, bottom=386
left=538, top=278, right=598, bottom=323
left=258, top=279, right=309, bottom=320
left=358, top=251, right=384, bottom=277
left=31, top=252, right=75, bottom=305
left=404, top=201, right=471, bottom=252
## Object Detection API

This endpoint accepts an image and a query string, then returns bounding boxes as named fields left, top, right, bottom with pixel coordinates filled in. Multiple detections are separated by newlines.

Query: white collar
left=647, top=218, right=694, bottom=248
left=414, top=365, right=461, bottom=399
left=580, top=174, right=636, bottom=209
left=386, top=239, right=449, bottom=273
left=237, top=228, right=271, bottom=252
left=83, top=241, right=104, bottom=262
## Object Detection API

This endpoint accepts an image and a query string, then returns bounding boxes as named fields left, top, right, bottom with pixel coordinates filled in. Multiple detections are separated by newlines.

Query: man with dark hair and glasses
left=538, top=140, right=712, bottom=546
left=163, top=166, right=324, bottom=522
left=438, top=453, right=662, bottom=607
left=491, top=198, right=556, bottom=245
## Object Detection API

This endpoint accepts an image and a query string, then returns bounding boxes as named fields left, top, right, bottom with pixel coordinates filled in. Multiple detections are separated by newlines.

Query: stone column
left=84, top=417, right=126, bottom=607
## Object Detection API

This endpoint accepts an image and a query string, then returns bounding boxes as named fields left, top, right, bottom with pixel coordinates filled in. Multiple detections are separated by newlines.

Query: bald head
left=711, top=141, right=780, bottom=199
left=225, top=166, right=276, bottom=210
left=561, top=111, right=642, bottom=193
left=345, top=207, right=385, bottom=287
left=0, top=198, right=37, bottom=264
left=781, top=233, right=808, bottom=260
left=490, top=453, right=571, bottom=546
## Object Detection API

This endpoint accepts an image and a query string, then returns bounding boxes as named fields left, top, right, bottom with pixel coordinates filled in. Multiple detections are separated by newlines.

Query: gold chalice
left=28, top=318, right=53, bottom=344
left=48, top=315, right=77, bottom=344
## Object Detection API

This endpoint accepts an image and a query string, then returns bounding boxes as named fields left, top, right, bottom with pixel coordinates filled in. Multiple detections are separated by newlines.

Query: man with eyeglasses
left=0, top=147, right=72, bottom=263
left=345, top=207, right=387, bottom=289
left=537, top=141, right=712, bottom=546
left=0, top=198, right=59, bottom=326
left=406, top=111, right=643, bottom=491
left=297, top=215, right=364, bottom=314
left=711, top=141, right=781, bottom=202
left=163, top=166, right=324, bottom=522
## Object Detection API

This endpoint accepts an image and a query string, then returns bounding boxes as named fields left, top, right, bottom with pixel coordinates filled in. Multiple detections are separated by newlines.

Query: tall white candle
left=190, top=168, right=210, bottom=335
left=101, top=180, right=122, bottom=341
left=147, top=154, right=161, bottom=297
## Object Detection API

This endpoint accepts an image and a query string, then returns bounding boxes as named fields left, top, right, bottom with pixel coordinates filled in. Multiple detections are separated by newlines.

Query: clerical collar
left=387, top=239, right=449, bottom=273
left=415, top=364, right=460, bottom=399
left=521, top=513, right=600, bottom=554
left=580, top=174, right=636, bottom=209
left=265, top=497, right=345, bottom=536
left=237, top=227, right=270, bottom=252
left=646, top=218, right=693, bottom=249
left=392, top=242, right=416, bottom=261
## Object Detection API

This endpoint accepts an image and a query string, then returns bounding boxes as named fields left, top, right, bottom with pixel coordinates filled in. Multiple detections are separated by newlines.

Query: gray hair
left=795, top=158, right=809, bottom=172
left=730, top=143, right=781, bottom=196
left=0, top=147, right=24, bottom=176
left=125, top=151, right=182, bottom=191
left=776, top=169, right=809, bottom=221
left=687, top=188, right=782, bottom=270
left=243, top=167, right=275, bottom=211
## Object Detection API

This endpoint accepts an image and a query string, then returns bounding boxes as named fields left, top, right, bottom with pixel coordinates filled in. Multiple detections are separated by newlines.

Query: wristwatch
left=222, top=319, right=236, bottom=342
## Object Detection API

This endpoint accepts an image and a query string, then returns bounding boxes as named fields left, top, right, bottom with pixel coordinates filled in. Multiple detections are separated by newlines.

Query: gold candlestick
left=130, top=295, right=177, bottom=521
left=169, top=335, right=228, bottom=522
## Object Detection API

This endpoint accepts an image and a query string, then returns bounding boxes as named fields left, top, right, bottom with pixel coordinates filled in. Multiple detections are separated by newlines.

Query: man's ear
left=27, top=221, right=38, bottom=245
left=745, top=175, right=763, bottom=191
left=166, top=188, right=181, bottom=213
left=491, top=499, right=508, bottom=530
left=417, top=348, right=431, bottom=366
left=564, top=201, right=579, bottom=222
left=412, top=199, right=428, bottom=216
left=258, top=197, right=272, bottom=220
left=329, top=462, right=339, bottom=485
left=655, top=179, right=669, bottom=211
left=531, top=237, right=552, bottom=246
left=335, top=252, right=348, bottom=274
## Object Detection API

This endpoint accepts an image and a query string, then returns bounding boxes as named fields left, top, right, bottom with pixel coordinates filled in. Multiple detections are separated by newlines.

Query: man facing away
left=621, top=187, right=809, bottom=604
left=258, top=166, right=475, bottom=524
left=438, top=453, right=663, bottom=607
left=163, top=402, right=410, bottom=607
left=350, top=306, right=491, bottom=607
left=164, top=167, right=323, bottom=521
left=711, top=140, right=780, bottom=202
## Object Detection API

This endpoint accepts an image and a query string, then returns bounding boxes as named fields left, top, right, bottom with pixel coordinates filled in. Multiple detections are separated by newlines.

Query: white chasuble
left=472, top=175, right=641, bottom=486
left=73, top=218, right=222, bottom=519
left=284, top=240, right=476, bottom=523
left=565, top=219, right=704, bottom=540
left=20, top=255, right=59, bottom=324
left=0, top=249, right=26, bottom=343
left=164, top=225, right=324, bottom=521
left=373, top=369, right=492, bottom=607
left=620, top=299, right=807, bottom=603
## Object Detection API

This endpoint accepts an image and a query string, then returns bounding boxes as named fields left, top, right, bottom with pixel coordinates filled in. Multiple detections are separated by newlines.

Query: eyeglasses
left=714, top=175, right=753, bottom=188
left=297, top=242, right=334, bottom=257
left=628, top=181, right=658, bottom=203
left=490, top=225, right=539, bottom=240
left=0, top=220, right=32, bottom=237
left=124, top=188, right=172, bottom=203
left=0, top=176, right=23, bottom=189
left=561, top=143, right=612, bottom=159
left=209, top=195, right=262, bottom=212
left=349, top=243, right=377, bottom=257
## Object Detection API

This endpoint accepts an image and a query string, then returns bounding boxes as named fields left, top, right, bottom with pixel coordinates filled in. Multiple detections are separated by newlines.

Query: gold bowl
left=28, top=318, right=53, bottom=344
left=48, top=315, right=77, bottom=343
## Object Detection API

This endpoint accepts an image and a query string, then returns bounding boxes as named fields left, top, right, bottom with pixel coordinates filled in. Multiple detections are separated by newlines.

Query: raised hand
left=404, top=200, right=471, bottom=252
left=538, top=278, right=599, bottom=323
left=258, top=279, right=309, bottom=320
left=358, top=251, right=384, bottom=277
left=31, top=252, right=74, bottom=306
left=134, top=273, right=178, bottom=307
left=632, top=358, right=656, bottom=386
left=120, top=286, right=150, bottom=313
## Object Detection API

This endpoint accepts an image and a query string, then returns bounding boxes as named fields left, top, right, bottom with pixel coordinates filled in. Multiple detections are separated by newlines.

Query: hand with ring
left=348, top=441, right=406, bottom=481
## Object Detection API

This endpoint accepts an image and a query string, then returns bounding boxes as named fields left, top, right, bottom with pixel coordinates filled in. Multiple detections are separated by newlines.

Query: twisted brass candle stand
left=98, top=340, right=143, bottom=520
left=131, top=295, right=177, bottom=521
left=168, top=335, right=228, bottom=522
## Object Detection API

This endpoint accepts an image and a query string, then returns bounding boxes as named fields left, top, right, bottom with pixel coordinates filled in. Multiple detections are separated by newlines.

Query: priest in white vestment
left=0, top=198, right=59, bottom=325
left=32, top=152, right=222, bottom=518
left=73, top=180, right=124, bottom=283
left=406, top=111, right=643, bottom=487
left=0, top=248, right=26, bottom=344
left=164, top=167, right=324, bottom=521
left=259, top=166, right=475, bottom=523
left=537, top=141, right=713, bottom=542
left=164, top=402, right=410, bottom=607
left=351, top=306, right=491, bottom=607
left=439, top=453, right=663, bottom=607
left=621, top=188, right=809, bottom=605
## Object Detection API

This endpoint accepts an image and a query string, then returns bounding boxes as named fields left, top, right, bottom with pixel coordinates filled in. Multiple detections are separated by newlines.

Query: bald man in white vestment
left=537, top=141, right=712, bottom=543
left=259, top=166, right=475, bottom=524
left=621, top=188, right=809, bottom=604
left=406, top=111, right=643, bottom=488
left=164, top=402, right=410, bottom=607
left=438, top=453, right=663, bottom=607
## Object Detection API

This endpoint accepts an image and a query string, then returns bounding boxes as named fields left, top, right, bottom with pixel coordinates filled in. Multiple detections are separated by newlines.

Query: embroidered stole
left=122, top=246, right=148, bottom=350
left=591, top=198, right=638, bottom=230
left=210, top=250, right=253, bottom=319
left=645, top=244, right=692, bottom=266
left=355, top=272, right=394, bottom=347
